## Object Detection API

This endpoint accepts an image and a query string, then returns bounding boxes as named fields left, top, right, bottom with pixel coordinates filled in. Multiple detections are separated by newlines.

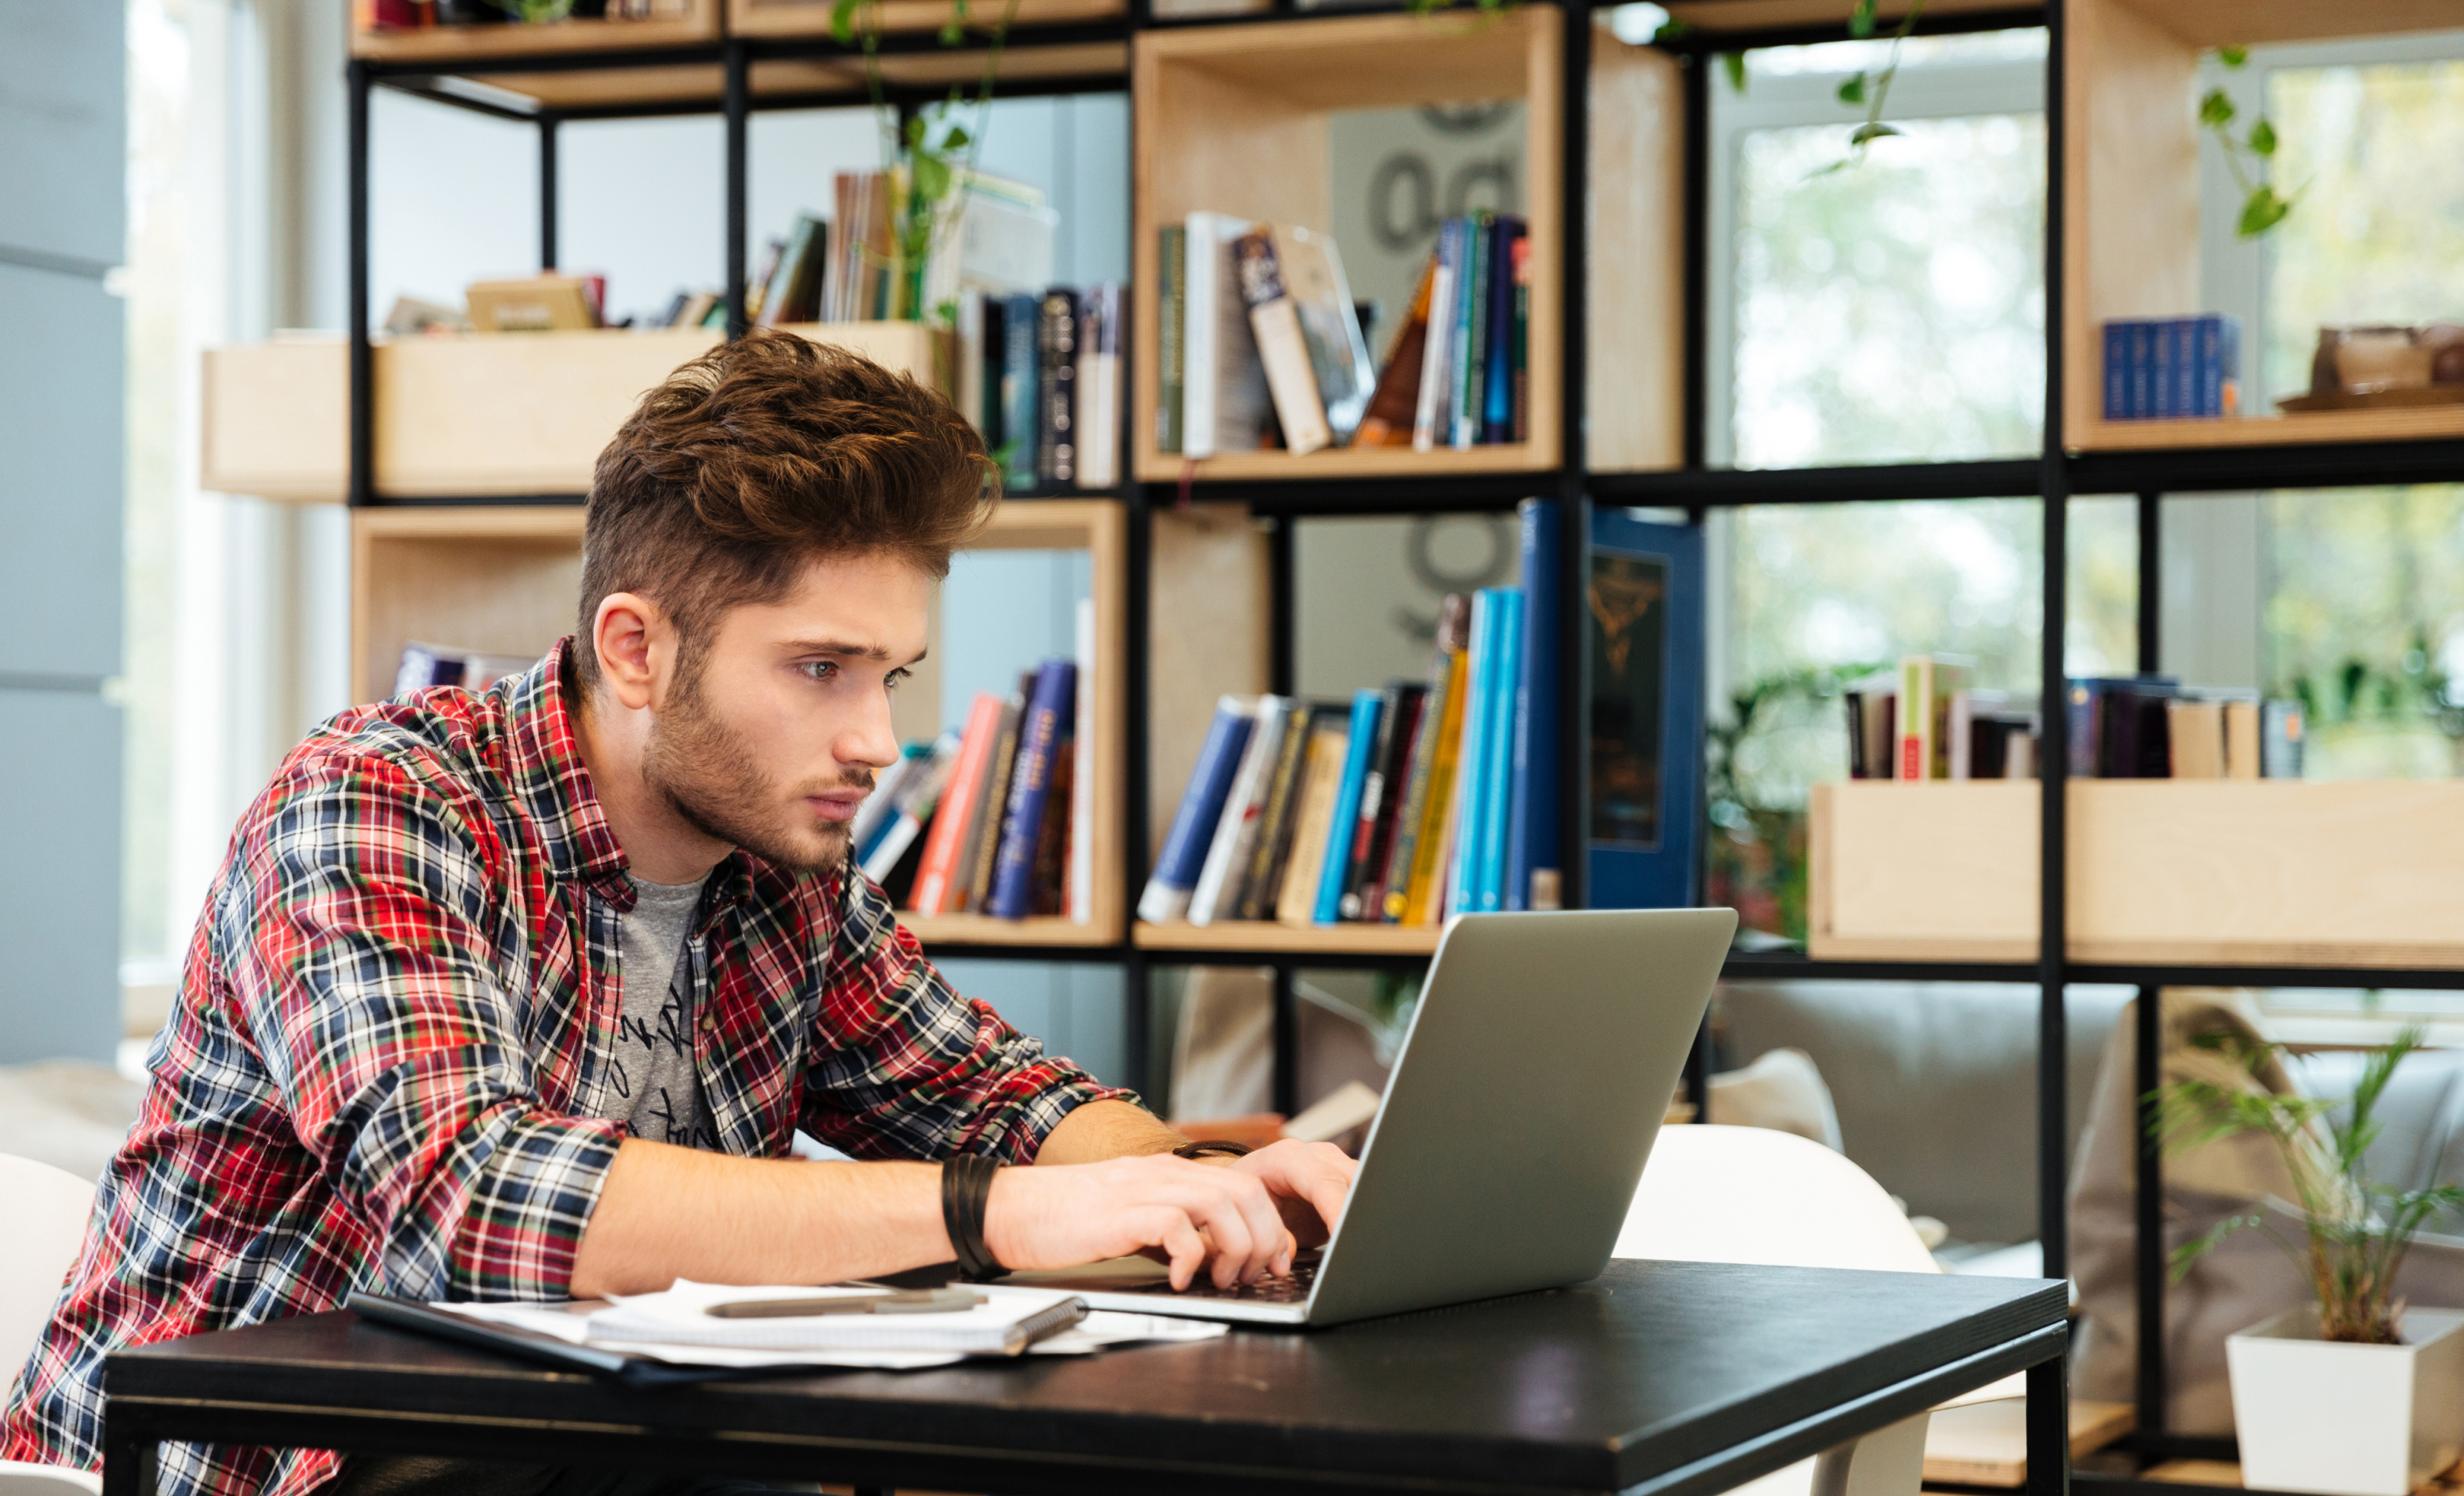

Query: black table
left=102, top=1261, right=2068, bottom=1496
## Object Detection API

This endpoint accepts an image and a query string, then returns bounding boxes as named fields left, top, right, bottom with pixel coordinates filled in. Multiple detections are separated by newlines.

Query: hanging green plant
left=2201, top=47, right=2296, bottom=237
left=1815, top=0, right=1921, bottom=173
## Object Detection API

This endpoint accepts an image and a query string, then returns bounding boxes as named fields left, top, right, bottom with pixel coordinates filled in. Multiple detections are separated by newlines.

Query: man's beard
left=640, top=665, right=866, bottom=876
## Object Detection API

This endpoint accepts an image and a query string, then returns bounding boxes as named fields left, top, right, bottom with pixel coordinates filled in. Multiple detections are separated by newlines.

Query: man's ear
left=592, top=592, right=667, bottom=712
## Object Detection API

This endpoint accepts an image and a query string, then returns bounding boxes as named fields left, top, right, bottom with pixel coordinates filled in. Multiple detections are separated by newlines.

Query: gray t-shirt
left=605, top=873, right=715, bottom=1148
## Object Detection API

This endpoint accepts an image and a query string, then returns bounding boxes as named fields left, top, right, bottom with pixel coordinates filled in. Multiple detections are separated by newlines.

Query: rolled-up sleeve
left=797, top=873, right=1134, bottom=1164
left=223, top=757, right=625, bottom=1302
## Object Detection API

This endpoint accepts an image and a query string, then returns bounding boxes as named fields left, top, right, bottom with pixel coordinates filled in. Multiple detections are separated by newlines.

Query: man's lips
left=807, top=790, right=868, bottom=824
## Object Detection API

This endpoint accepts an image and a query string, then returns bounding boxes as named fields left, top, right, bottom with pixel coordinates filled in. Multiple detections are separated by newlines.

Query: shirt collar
left=506, top=637, right=631, bottom=889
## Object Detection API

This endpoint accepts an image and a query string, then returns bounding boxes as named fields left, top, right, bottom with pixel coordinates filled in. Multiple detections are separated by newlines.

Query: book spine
left=911, top=694, right=1005, bottom=915
left=1069, top=598, right=1097, bottom=923
left=849, top=742, right=925, bottom=855
left=2103, top=322, right=2127, bottom=421
left=2261, top=700, right=2304, bottom=778
left=1353, top=248, right=1435, bottom=447
left=1076, top=283, right=1121, bottom=490
left=1472, top=589, right=1523, bottom=911
left=2172, top=318, right=2195, bottom=418
left=1509, top=230, right=1531, bottom=444
left=963, top=696, right=1024, bottom=913
left=1481, top=217, right=1521, bottom=445
left=1898, top=656, right=1930, bottom=781
left=1380, top=649, right=1454, bottom=922
left=1313, top=690, right=1386, bottom=925
left=2065, top=681, right=2100, bottom=780
left=1235, top=229, right=1334, bottom=456
left=1189, top=698, right=1287, bottom=925
left=1412, top=220, right=1461, bottom=453
left=989, top=660, right=1077, bottom=919
left=1450, top=212, right=1493, bottom=450
left=1239, top=701, right=1318, bottom=922
left=1276, top=721, right=1351, bottom=928
left=1037, top=288, right=1080, bottom=487
left=1356, top=687, right=1426, bottom=920
left=1403, top=642, right=1473, bottom=925
left=1000, top=292, right=1041, bottom=492
left=1136, top=698, right=1256, bottom=925
left=2130, top=321, right=2152, bottom=419
left=2221, top=314, right=2242, bottom=416
left=1157, top=226, right=1186, bottom=455
left=1503, top=497, right=1560, bottom=909
left=980, top=297, right=1007, bottom=448
left=1446, top=590, right=1497, bottom=919
left=1182, top=217, right=1221, bottom=460
left=1337, top=685, right=1406, bottom=920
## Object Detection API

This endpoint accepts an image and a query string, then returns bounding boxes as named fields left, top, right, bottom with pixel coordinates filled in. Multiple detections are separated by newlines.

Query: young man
left=3, top=335, right=1354, bottom=1496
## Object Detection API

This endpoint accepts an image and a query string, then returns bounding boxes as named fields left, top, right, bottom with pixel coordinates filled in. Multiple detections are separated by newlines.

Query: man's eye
left=801, top=660, right=838, bottom=682
left=885, top=669, right=911, bottom=692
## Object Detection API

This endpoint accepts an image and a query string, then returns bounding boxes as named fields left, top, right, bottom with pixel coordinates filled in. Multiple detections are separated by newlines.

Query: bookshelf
left=2059, top=0, right=2464, bottom=454
left=211, top=9, right=2464, bottom=1480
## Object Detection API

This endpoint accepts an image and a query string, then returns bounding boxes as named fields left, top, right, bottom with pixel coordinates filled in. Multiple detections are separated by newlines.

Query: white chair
left=1619, top=1126, right=2025, bottom=1496
left=0, top=1153, right=104, bottom=1495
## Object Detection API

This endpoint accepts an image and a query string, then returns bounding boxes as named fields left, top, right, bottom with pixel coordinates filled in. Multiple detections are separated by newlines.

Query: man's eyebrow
left=791, top=640, right=929, bottom=666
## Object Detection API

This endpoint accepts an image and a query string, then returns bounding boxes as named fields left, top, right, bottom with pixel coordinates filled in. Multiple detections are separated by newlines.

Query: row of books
left=363, top=1, right=670, bottom=28
left=854, top=611, right=1099, bottom=922
left=955, top=286, right=1124, bottom=493
left=396, top=641, right=538, bottom=697
left=1847, top=655, right=2303, bottom=780
left=1140, top=502, right=1567, bottom=928
left=2101, top=313, right=2242, bottom=421
left=1155, top=211, right=1529, bottom=460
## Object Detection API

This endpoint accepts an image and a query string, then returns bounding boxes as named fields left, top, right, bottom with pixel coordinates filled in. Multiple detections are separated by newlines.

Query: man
left=2, top=334, right=1355, bottom=1496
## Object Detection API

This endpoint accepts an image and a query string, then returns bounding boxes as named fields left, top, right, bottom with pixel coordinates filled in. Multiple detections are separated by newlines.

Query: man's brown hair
left=576, top=332, right=995, bottom=690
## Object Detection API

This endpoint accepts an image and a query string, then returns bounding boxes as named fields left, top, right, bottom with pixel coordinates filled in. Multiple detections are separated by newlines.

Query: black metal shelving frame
left=339, top=2, right=2464, bottom=1486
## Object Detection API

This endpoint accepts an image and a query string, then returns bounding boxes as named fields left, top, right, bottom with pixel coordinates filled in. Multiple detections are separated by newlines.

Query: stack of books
left=1156, top=211, right=1527, bottom=459
left=854, top=606, right=1098, bottom=924
left=1139, top=502, right=1565, bottom=929
left=2100, top=313, right=2241, bottom=420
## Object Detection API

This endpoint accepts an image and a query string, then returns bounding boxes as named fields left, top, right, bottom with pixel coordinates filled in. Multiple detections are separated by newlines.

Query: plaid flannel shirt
left=1, top=639, right=1125, bottom=1496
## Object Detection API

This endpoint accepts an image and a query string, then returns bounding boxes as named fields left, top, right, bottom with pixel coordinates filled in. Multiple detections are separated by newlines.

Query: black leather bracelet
left=940, top=1153, right=1007, bottom=1280
left=1171, top=1140, right=1254, bottom=1161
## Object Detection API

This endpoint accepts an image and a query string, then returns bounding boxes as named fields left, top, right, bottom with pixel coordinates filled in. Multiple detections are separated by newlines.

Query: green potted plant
left=2158, top=1025, right=2464, bottom=1496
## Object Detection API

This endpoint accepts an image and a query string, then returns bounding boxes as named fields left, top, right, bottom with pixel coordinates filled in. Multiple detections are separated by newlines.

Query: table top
left=106, top=1260, right=2065, bottom=1496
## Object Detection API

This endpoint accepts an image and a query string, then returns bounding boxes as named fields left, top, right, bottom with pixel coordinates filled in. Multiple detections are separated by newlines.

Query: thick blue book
left=1504, top=499, right=1560, bottom=911
left=1481, top=217, right=1524, bottom=444
left=1313, top=689, right=1386, bottom=924
left=2103, top=321, right=2127, bottom=421
left=988, top=659, right=1077, bottom=919
left=1136, top=697, right=1254, bottom=925
left=999, top=291, right=1041, bottom=493
left=1471, top=587, right=1524, bottom=912
left=1446, top=589, right=1498, bottom=919
left=1587, top=512, right=1703, bottom=911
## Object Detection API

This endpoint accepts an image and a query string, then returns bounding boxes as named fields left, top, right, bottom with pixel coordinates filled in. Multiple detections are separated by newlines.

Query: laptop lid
left=1298, top=907, right=1734, bottom=1326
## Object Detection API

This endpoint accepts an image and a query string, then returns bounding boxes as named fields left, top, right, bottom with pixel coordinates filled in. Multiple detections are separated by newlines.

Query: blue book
left=2171, top=318, right=2195, bottom=417
left=1136, top=697, right=1254, bottom=925
left=1314, top=690, right=1387, bottom=925
left=1446, top=590, right=1499, bottom=919
left=2150, top=319, right=2175, bottom=419
left=2130, top=321, right=2155, bottom=419
left=1472, top=588, right=1524, bottom=912
left=988, top=659, right=1078, bottom=919
left=1504, top=499, right=1561, bottom=911
left=1481, top=217, right=1524, bottom=444
left=1587, top=513, right=1703, bottom=911
left=2103, top=322, right=2128, bottom=421
left=999, top=291, right=1040, bottom=492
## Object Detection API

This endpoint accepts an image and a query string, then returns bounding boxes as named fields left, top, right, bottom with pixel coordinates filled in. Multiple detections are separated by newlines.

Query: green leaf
left=1838, top=73, right=1867, bottom=105
left=1655, top=15, right=1692, bottom=39
left=1722, top=51, right=1746, bottom=94
left=939, top=19, right=962, bottom=43
left=942, top=123, right=971, bottom=150
left=1849, top=121, right=1900, bottom=145
left=1848, top=0, right=1878, bottom=39
left=2250, top=117, right=2277, bottom=157
left=2198, top=88, right=2236, bottom=128
left=2238, top=183, right=2293, bottom=237
left=2218, top=45, right=2248, bottom=68
left=912, top=150, right=953, bottom=202
left=905, top=114, right=927, bottom=146
left=829, top=0, right=859, bottom=42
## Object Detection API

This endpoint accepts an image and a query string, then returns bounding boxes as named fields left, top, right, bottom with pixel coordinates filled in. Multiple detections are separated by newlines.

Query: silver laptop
left=1009, top=907, right=1737, bottom=1327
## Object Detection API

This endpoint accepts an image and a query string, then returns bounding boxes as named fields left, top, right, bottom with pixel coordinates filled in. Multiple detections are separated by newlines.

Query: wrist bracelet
left=1171, top=1140, right=1254, bottom=1161
left=940, top=1153, right=1007, bottom=1280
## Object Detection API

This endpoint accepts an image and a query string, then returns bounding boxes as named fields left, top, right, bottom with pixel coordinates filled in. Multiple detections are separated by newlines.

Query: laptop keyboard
left=1129, top=1249, right=1320, bottom=1303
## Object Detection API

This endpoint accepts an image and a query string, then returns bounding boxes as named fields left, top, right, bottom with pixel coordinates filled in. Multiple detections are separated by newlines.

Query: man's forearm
left=1029, top=1098, right=1186, bottom=1166
left=569, top=1140, right=948, bottom=1297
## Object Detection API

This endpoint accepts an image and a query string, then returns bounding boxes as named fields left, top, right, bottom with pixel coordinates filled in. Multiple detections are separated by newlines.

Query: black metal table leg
left=2026, top=1348, right=2071, bottom=1496
left=102, top=1403, right=158, bottom=1496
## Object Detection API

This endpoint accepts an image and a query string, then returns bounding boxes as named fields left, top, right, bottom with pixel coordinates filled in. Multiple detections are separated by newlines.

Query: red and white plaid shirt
left=1, top=639, right=1124, bottom=1496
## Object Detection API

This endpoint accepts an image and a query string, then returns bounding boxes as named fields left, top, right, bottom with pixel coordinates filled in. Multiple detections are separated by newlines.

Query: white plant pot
left=2226, top=1305, right=2464, bottom=1496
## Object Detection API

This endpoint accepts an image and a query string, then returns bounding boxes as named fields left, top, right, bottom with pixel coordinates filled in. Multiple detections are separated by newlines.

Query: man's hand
left=983, top=1153, right=1300, bottom=1290
left=1222, top=1138, right=1356, bottom=1247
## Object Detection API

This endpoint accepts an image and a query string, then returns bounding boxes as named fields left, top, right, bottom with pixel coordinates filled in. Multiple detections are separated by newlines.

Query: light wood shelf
left=351, top=1, right=719, bottom=63
left=203, top=324, right=948, bottom=503
left=2060, top=0, right=2464, bottom=454
left=347, top=499, right=1127, bottom=944
left=730, top=0, right=1126, bottom=38
left=1134, top=920, right=1443, bottom=957
left=1809, top=780, right=2464, bottom=969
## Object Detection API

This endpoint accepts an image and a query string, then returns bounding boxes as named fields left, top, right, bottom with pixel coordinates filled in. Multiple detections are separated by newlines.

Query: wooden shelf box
left=350, top=498, right=1127, bottom=947
left=1809, top=779, right=2464, bottom=968
left=1133, top=919, right=1443, bottom=957
left=202, top=324, right=948, bottom=503
left=351, top=0, right=721, bottom=64
left=2062, top=0, right=2464, bottom=454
